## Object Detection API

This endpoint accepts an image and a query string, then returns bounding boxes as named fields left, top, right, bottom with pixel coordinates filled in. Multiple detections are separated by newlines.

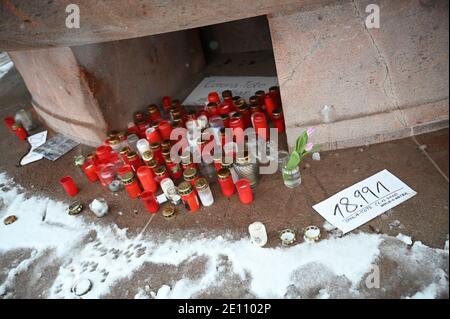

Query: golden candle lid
left=3, top=215, right=18, bottom=225
left=151, top=121, right=160, bottom=129
left=117, top=131, right=127, bottom=141
left=154, top=165, right=166, bottom=176
left=108, top=135, right=120, bottom=145
left=142, top=150, right=153, bottom=161
left=86, top=152, right=97, bottom=160
left=150, top=142, right=160, bottom=150
left=217, top=168, right=230, bottom=179
left=147, top=159, right=158, bottom=169
left=180, top=152, right=192, bottom=164
left=161, top=140, right=171, bottom=149
left=11, top=122, right=21, bottom=130
left=207, top=102, right=218, bottom=108
left=147, top=104, right=158, bottom=113
left=183, top=167, right=197, bottom=180
left=231, top=112, right=242, bottom=120
left=126, top=150, right=138, bottom=159
left=255, top=90, right=265, bottom=97
left=222, top=90, right=232, bottom=98
left=162, top=205, right=176, bottom=219
left=108, top=130, right=119, bottom=138
left=269, top=86, right=279, bottom=93
left=177, top=181, right=192, bottom=195
left=272, top=108, right=283, bottom=117
left=194, top=178, right=208, bottom=190
left=249, top=96, right=259, bottom=105
left=120, top=146, right=131, bottom=155
left=120, top=171, right=135, bottom=183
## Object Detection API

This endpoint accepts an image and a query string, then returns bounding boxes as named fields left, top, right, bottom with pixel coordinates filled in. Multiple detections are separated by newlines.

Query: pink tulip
left=305, top=143, right=314, bottom=152
left=307, top=127, right=316, bottom=137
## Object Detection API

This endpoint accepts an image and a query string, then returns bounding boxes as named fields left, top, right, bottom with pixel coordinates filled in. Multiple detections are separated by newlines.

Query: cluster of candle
left=69, top=87, right=285, bottom=215
left=4, top=116, right=29, bottom=141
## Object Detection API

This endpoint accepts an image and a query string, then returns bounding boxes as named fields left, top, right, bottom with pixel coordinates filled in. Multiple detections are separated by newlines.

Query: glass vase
left=282, top=165, right=302, bottom=188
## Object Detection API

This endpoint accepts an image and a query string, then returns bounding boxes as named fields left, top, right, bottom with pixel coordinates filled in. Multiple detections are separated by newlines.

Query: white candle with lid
left=136, top=138, right=151, bottom=157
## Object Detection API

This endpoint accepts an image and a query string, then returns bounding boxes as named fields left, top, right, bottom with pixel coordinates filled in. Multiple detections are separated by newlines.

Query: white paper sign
left=312, top=169, right=417, bottom=234
left=182, top=76, right=278, bottom=106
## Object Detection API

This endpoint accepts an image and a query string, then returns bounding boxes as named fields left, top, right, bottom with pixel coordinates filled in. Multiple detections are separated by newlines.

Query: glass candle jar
left=137, top=166, right=158, bottom=192
left=127, top=133, right=140, bottom=152
left=282, top=165, right=302, bottom=188
left=140, top=191, right=160, bottom=214
left=146, top=159, right=158, bottom=175
left=145, top=127, right=162, bottom=144
left=194, top=178, right=214, bottom=207
left=177, top=181, right=200, bottom=212
left=14, top=109, right=36, bottom=131
left=120, top=172, right=142, bottom=199
left=233, top=150, right=258, bottom=188
left=166, top=187, right=182, bottom=206
left=272, top=108, right=286, bottom=133
left=100, top=164, right=116, bottom=186
left=217, top=168, right=236, bottom=197
left=126, top=151, right=142, bottom=171
left=154, top=165, right=170, bottom=184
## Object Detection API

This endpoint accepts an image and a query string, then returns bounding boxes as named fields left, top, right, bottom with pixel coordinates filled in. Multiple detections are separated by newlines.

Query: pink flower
left=305, top=142, right=314, bottom=152
left=307, top=127, right=316, bottom=137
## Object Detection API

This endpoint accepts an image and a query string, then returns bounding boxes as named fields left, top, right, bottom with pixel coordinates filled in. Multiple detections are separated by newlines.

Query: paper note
left=20, top=131, right=48, bottom=166
left=33, top=134, right=79, bottom=161
left=312, top=169, right=417, bottom=234
left=182, top=76, right=278, bottom=106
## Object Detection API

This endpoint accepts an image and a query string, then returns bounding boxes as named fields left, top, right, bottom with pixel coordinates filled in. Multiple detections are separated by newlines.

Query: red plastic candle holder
left=140, top=191, right=160, bottom=214
left=158, top=120, right=173, bottom=141
left=137, top=166, right=158, bottom=192
left=81, top=161, right=98, bottom=182
left=96, top=145, right=113, bottom=161
left=236, top=179, right=253, bottom=204
left=60, top=176, right=78, bottom=197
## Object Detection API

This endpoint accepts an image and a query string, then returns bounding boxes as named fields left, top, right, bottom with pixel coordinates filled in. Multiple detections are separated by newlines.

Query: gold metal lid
left=161, top=140, right=171, bottom=149
left=154, top=165, right=167, bottom=176
left=194, top=178, right=208, bottom=190
left=108, top=135, right=120, bottom=145
left=120, top=171, right=135, bottom=183
left=269, top=86, right=279, bottom=93
left=134, top=111, right=145, bottom=121
left=147, top=104, right=158, bottom=113
left=74, top=155, right=86, bottom=167
left=162, top=205, right=176, bottom=219
left=150, top=142, right=160, bottom=150
left=147, top=159, right=158, bottom=168
left=249, top=96, right=259, bottom=105
left=151, top=121, right=160, bottom=129
left=180, top=152, right=192, bottom=164
left=207, top=102, right=218, bottom=108
left=120, top=146, right=131, bottom=155
left=232, top=96, right=241, bottom=102
left=86, top=152, right=97, bottom=160
left=126, top=150, right=138, bottom=159
left=217, top=168, right=230, bottom=179
left=68, top=202, right=83, bottom=215
left=231, top=112, right=242, bottom=120
left=162, top=148, right=170, bottom=157
left=222, top=90, right=232, bottom=98
left=183, top=167, right=197, bottom=180
left=272, top=108, right=283, bottom=118
left=4, top=215, right=18, bottom=225
left=142, top=150, right=153, bottom=161
left=11, top=122, right=21, bottom=130
left=117, top=131, right=127, bottom=141
left=177, top=181, right=193, bottom=195
left=280, top=229, right=296, bottom=246
left=108, top=130, right=119, bottom=138
left=220, top=114, right=229, bottom=121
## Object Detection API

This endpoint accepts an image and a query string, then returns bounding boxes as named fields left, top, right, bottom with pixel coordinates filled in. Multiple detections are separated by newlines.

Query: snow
left=0, top=53, right=14, bottom=80
left=0, top=172, right=448, bottom=299
left=396, top=233, right=413, bottom=245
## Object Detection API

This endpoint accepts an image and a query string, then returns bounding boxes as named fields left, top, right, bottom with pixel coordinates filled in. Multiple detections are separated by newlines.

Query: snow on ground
left=0, top=53, right=14, bottom=80
left=0, top=172, right=448, bottom=299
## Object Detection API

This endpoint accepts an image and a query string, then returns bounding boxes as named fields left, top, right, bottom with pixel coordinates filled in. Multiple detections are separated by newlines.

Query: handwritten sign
left=182, top=76, right=278, bottom=106
left=312, top=170, right=417, bottom=234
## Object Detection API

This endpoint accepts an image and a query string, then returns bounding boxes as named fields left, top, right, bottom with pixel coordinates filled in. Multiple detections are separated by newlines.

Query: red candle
left=269, top=86, right=282, bottom=109
left=178, top=182, right=200, bottom=212
left=208, top=92, right=221, bottom=104
left=255, top=90, right=265, bottom=109
left=148, top=104, right=162, bottom=122
left=272, top=108, right=286, bottom=133
left=162, top=96, right=172, bottom=111
left=153, top=165, right=170, bottom=184
left=206, top=102, right=220, bottom=117
left=217, top=168, right=235, bottom=197
left=137, top=166, right=158, bottom=192
left=252, top=111, right=269, bottom=141
left=14, top=126, right=28, bottom=141
left=4, top=117, right=15, bottom=131
left=81, top=160, right=98, bottom=182
left=59, top=176, right=78, bottom=197
left=165, top=159, right=183, bottom=180
left=140, top=191, right=160, bottom=214
left=264, top=93, right=277, bottom=120
left=145, top=127, right=162, bottom=144
left=96, top=145, right=112, bottom=161
left=236, top=179, right=253, bottom=204
left=126, top=151, right=142, bottom=171
left=121, top=172, right=142, bottom=199
left=229, top=114, right=245, bottom=144
left=158, top=120, right=172, bottom=141
left=150, top=142, right=165, bottom=165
